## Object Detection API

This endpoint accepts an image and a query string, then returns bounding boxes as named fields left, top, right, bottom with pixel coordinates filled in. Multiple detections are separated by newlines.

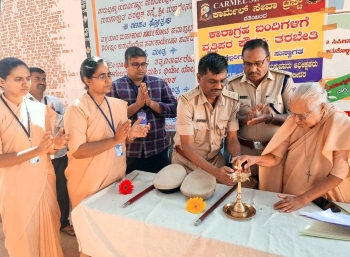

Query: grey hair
left=291, top=82, right=328, bottom=109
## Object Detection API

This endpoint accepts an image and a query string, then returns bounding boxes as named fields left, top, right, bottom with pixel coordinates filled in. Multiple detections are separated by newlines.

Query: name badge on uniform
left=115, top=144, right=124, bottom=157
left=30, top=156, right=40, bottom=164
left=137, top=112, right=147, bottom=126
left=240, top=96, right=248, bottom=99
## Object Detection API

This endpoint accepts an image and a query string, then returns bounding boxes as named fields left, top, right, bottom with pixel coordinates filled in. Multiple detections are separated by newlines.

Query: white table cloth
left=72, top=171, right=350, bottom=257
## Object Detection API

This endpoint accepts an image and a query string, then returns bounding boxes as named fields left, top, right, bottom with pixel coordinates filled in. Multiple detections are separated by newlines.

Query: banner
left=323, top=13, right=350, bottom=79
left=198, top=12, right=324, bottom=63
left=85, top=0, right=196, bottom=131
left=227, top=58, right=323, bottom=83
left=197, top=0, right=326, bottom=83
left=326, top=73, right=350, bottom=102
left=197, top=0, right=326, bottom=29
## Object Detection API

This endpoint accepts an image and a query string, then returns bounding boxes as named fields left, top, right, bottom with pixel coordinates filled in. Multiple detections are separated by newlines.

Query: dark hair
left=80, top=56, right=105, bottom=89
left=198, top=53, right=228, bottom=76
left=124, top=46, right=146, bottom=63
left=0, top=57, right=29, bottom=79
left=29, top=67, right=45, bottom=74
left=242, top=39, right=270, bottom=57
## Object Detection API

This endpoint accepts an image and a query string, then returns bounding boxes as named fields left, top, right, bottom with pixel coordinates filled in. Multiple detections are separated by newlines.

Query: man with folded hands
left=171, top=53, right=241, bottom=186
left=108, top=46, right=177, bottom=174
left=227, top=39, right=295, bottom=188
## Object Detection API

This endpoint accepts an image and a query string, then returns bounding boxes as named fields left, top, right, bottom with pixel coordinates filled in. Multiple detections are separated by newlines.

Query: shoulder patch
left=269, top=68, right=292, bottom=77
left=227, top=72, right=244, bottom=83
left=222, top=90, right=239, bottom=100
left=181, top=88, right=200, bottom=101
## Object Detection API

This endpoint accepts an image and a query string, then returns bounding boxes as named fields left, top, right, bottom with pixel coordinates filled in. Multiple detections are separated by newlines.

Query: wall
left=0, top=0, right=86, bottom=106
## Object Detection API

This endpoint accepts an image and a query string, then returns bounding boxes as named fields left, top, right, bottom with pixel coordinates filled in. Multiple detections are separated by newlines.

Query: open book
left=299, top=220, right=350, bottom=241
left=299, top=207, right=350, bottom=240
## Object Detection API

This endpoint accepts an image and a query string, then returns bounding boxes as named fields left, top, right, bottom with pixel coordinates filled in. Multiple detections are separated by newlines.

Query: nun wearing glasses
left=233, top=83, right=350, bottom=212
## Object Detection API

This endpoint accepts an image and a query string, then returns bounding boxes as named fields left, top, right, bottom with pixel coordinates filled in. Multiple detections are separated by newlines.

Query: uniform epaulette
left=222, top=89, right=239, bottom=100
left=227, top=72, right=244, bottom=83
left=181, top=88, right=200, bottom=101
left=269, top=68, right=293, bottom=76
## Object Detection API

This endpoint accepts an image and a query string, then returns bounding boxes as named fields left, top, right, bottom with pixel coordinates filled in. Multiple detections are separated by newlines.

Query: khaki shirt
left=173, top=86, right=239, bottom=160
left=227, top=69, right=294, bottom=142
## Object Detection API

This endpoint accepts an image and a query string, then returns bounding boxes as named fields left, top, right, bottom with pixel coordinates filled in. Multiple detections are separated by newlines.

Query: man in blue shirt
left=107, top=46, right=177, bottom=173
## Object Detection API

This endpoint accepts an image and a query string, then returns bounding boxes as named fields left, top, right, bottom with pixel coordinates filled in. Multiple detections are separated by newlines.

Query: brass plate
left=223, top=202, right=256, bottom=220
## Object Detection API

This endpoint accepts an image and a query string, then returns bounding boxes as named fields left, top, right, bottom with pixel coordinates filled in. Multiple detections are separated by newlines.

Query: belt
left=175, top=146, right=218, bottom=163
left=238, top=138, right=268, bottom=150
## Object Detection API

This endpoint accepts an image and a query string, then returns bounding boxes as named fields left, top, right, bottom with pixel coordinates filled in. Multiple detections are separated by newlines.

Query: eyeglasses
left=129, top=62, right=148, bottom=69
left=92, top=73, right=112, bottom=80
left=243, top=56, right=268, bottom=68
left=287, top=105, right=320, bottom=120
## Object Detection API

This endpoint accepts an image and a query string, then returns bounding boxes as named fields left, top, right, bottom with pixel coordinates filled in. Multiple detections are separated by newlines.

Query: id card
left=30, top=156, right=40, bottom=164
left=115, top=144, right=124, bottom=156
left=137, top=112, right=147, bottom=126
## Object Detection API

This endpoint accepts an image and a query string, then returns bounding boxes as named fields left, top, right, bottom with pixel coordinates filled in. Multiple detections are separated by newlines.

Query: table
left=72, top=171, right=350, bottom=257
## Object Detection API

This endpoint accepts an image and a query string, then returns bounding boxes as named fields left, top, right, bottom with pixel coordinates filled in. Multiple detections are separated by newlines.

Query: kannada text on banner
left=197, top=0, right=325, bottom=29
left=197, top=0, right=326, bottom=82
left=323, top=13, right=350, bottom=79
left=198, top=13, right=324, bottom=62
left=86, top=0, right=196, bottom=131
left=326, top=73, right=350, bottom=102
left=227, top=58, right=322, bottom=83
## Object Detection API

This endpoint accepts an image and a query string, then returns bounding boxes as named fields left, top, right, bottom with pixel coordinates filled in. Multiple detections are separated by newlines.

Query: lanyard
left=0, top=94, right=31, bottom=140
left=87, top=92, right=115, bottom=135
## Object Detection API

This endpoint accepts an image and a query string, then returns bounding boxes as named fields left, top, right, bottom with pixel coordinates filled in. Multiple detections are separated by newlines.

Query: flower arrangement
left=186, top=197, right=206, bottom=214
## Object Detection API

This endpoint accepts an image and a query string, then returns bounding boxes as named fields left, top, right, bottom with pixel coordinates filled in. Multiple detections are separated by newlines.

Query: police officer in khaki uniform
left=172, top=53, right=241, bottom=186
left=227, top=39, right=295, bottom=189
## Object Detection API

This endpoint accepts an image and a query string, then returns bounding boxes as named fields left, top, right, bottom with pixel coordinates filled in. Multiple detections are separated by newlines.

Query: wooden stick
left=194, top=184, right=238, bottom=226
left=130, top=173, right=139, bottom=182
left=122, top=185, right=155, bottom=208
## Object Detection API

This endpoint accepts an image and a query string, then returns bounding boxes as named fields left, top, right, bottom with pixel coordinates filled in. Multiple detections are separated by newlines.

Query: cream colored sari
left=260, top=106, right=350, bottom=203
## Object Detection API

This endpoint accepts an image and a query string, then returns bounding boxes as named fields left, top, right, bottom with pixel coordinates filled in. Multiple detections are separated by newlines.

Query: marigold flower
left=119, top=179, right=134, bottom=195
left=186, top=197, right=206, bottom=214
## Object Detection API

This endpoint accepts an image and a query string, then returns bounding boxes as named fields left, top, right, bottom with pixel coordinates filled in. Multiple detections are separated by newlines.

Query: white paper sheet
left=300, top=209, right=350, bottom=228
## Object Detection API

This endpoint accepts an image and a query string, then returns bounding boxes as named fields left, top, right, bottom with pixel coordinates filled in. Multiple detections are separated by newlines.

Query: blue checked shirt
left=107, top=75, right=177, bottom=158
